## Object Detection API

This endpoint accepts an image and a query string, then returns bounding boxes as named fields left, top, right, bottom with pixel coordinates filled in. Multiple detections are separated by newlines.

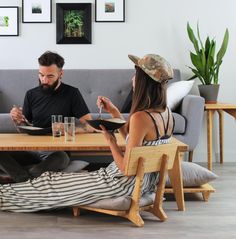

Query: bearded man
left=0, top=51, right=92, bottom=183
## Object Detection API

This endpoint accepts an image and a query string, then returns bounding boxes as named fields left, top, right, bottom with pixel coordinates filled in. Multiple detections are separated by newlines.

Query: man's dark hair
left=38, top=51, right=65, bottom=69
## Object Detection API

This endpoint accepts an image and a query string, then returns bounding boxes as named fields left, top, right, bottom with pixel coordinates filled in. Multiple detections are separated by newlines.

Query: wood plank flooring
left=0, top=163, right=236, bottom=239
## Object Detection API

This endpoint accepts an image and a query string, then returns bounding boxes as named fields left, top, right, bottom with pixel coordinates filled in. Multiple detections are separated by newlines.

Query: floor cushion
left=166, top=161, right=218, bottom=187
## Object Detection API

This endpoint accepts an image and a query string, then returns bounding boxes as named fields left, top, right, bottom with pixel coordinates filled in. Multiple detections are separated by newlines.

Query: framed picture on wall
left=22, top=0, right=52, bottom=23
left=56, top=3, right=92, bottom=44
left=95, top=0, right=125, bottom=22
left=0, top=7, right=19, bottom=36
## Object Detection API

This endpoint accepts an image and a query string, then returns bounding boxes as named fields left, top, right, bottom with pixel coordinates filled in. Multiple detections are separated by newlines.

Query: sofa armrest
left=0, top=113, right=18, bottom=133
left=174, top=95, right=205, bottom=151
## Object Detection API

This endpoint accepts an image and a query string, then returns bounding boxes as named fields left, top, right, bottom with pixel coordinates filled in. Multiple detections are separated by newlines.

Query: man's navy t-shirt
left=23, top=83, right=90, bottom=128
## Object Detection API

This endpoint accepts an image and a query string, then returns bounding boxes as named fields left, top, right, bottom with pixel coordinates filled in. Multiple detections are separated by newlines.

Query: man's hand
left=10, top=106, right=24, bottom=124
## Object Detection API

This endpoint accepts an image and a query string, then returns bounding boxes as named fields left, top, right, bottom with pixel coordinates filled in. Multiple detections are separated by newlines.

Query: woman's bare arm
left=101, top=112, right=149, bottom=172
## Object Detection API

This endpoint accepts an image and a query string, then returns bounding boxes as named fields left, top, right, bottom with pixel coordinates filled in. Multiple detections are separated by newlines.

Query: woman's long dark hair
left=126, top=66, right=167, bottom=131
left=130, top=66, right=167, bottom=115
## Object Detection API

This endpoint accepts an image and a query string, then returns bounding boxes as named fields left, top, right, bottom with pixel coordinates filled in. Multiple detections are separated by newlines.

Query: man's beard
left=39, top=78, right=60, bottom=94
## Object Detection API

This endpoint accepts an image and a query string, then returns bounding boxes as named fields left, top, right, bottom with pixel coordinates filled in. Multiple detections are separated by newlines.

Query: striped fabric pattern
left=143, top=137, right=171, bottom=146
left=0, top=156, right=164, bottom=212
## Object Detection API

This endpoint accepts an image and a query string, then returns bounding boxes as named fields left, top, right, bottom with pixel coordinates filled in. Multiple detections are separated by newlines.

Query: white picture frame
left=95, top=0, right=125, bottom=22
left=0, top=7, right=19, bottom=36
left=22, top=0, right=52, bottom=23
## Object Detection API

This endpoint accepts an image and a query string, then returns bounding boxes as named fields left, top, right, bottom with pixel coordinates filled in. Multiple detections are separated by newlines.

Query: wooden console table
left=205, top=103, right=236, bottom=170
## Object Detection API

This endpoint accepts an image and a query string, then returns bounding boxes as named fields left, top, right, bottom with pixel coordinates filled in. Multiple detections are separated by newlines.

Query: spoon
left=98, top=104, right=103, bottom=120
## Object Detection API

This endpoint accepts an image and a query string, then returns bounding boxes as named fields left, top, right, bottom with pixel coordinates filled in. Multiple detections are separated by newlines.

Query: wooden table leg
left=207, top=110, right=214, bottom=171
left=218, top=110, right=224, bottom=164
left=168, top=151, right=185, bottom=211
left=224, top=109, right=236, bottom=119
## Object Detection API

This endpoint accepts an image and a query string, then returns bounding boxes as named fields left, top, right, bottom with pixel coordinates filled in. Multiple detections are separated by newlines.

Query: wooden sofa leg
left=72, top=207, right=81, bottom=216
left=202, top=191, right=211, bottom=202
left=188, top=151, right=193, bottom=162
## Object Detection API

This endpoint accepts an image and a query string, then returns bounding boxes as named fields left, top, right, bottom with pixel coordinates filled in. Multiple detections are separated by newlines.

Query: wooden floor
left=1, top=163, right=236, bottom=239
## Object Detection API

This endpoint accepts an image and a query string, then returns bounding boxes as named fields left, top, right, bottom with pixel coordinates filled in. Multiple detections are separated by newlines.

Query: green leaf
left=216, top=28, right=229, bottom=66
left=205, top=41, right=215, bottom=84
left=186, top=74, right=198, bottom=81
left=197, top=23, right=205, bottom=50
left=190, top=52, right=203, bottom=72
left=188, top=67, right=205, bottom=84
left=205, top=37, right=211, bottom=58
left=187, top=22, right=200, bottom=53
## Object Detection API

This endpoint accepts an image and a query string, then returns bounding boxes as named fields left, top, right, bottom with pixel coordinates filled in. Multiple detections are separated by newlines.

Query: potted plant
left=187, top=22, right=229, bottom=103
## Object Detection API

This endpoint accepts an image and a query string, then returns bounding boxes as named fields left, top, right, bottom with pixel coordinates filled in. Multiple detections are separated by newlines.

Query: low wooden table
left=0, top=133, right=126, bottom=152
left=0, top=133, right=189, bottom=210
left=205, top=103, right=236, bottom=170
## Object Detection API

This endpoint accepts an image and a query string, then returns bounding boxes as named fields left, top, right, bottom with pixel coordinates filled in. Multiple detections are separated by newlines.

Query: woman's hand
left=99, top=125, right=117, bottom=143
left=97, top=96, right=118, bottom=114
left=97, top=96, right=127, bottom=140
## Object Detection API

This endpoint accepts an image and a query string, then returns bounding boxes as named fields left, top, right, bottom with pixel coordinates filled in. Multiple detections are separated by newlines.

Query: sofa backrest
left=0, top=69, right=181, bottom=113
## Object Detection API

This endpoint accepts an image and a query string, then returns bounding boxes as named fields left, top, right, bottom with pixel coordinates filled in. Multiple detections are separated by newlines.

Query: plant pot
left=198, top=84, right=220, bottom=103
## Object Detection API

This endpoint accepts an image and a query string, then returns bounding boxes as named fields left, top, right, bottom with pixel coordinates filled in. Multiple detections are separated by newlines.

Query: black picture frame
left=56, top=3, right=92, bottom=44
left=95, top=0, right=125, bottom=22
left=22, top=0, right=52, bottom=23
left=0, top=7, right=19, bottom=36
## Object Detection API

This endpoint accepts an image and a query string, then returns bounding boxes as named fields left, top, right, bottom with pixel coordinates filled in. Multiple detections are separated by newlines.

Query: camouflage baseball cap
left=128, top=54, right=173, bottom=83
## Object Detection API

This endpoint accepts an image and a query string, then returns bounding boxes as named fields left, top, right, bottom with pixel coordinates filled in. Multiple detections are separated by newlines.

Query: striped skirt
left=0, top=162, right=157, bottom=212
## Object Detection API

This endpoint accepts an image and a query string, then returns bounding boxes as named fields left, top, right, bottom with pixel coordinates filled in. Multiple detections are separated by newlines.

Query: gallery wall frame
left=22, top=0, right=52, bottom=23
left=56, top=3, right=92, bottom=44
left=0, top=7, right=19, bottom=36
left=95, top=0, right=125, bottom=22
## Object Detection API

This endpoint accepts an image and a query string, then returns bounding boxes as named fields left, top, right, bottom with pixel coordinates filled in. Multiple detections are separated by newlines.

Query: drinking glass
left=64, top=117, right=75, bottom=142
left=51, top=115, right=63, bottom=137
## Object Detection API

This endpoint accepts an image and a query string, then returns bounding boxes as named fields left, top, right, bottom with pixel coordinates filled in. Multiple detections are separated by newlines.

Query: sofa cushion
left=166, top=161, right=218, bottom=187
left=91, top=112, right=185, bottom=134
left=0, top=113, right=18, bottom=133
left=0, top=112, right=185, bottom=135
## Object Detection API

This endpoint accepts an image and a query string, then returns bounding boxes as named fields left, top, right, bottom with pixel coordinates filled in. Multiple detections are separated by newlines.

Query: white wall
left=0, top=0, right=236, bottom=162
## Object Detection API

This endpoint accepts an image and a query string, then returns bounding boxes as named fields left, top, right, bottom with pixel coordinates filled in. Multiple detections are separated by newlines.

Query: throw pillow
left=166, top=161, right=218, bottom=187
left=167, top=80, right=194, bottom=111
left=87, top=192, right=155, bottom=210
left=62, top=160, right=89, bottom=173
left=121, top=80, right=194, bottom=113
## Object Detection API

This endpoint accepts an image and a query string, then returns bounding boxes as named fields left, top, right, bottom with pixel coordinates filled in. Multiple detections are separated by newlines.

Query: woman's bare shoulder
left=130, top=111, right=151, bottom=124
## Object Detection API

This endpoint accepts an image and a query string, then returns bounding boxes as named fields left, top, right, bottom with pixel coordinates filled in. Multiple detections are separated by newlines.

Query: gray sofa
left=0, top=69, right=204, bottom=161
